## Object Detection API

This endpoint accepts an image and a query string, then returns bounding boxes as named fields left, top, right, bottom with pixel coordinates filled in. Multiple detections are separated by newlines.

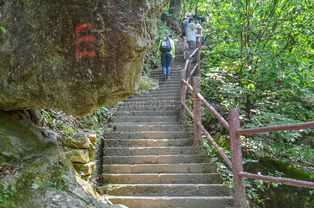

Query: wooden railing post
left=183, top=37, right=188, bottom=60
left=196, top=39, right=202, bottom=76
left=180, top=68, right=187, bottom=121
left=229, top=108, right=248, bottom=208
left=186, top=61, right=192, bottom=84
left=193, top=77, right=201, bottom=144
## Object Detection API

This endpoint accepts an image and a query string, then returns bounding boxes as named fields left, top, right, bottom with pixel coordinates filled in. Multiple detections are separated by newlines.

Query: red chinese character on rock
left=75, top=22, right=96, bottom=57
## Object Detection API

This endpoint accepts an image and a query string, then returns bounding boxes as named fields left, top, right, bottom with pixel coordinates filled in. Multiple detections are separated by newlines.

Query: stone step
left=103, top=163, right=216, bottom=174
left=154, top=85, right=181, bottom=89
left=104, top=131, right=191, bottom=140
left=153, top=80, right=182, bottom=84
left=149, top=76, right=182, bottom=81
left=127, top=94, right=180, bottom=99
left=107, top=196, right=233, bottom=208
left=103, top=146, right=205, bottom=156
left=155, top=86, right=181, bottom=91
left=146, top=88, right=180, bottom=93
left=150, top=69, right=182, bottom=73
left=109, top=123, right=188, bottom=132
left=104, top=138, right=193, bottom=147
left=128, top=93, right=180, bottom=98
left=149, top=74, right=182, bottom=78
left=114, top=110, right=179, bottom=117
left=111, top=116, right=179, bottom=122
left=117, top=105, right=180, bottom=111
left=119, top=100, right=181, bottom=106
left=99, top=184, right=230, bottom=197
left=103, top=154, right=208, bottom=164
left=121, top=98, right=179, bottom=105
left=149, top=72, right=182, bottom=76
left=102, top=173, right=221, bottom=184
left=129, top=92, right=180, bottom=98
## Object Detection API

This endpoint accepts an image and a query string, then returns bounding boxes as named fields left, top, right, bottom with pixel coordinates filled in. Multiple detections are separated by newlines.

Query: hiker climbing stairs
left=98, top=43, right=233, bottom=208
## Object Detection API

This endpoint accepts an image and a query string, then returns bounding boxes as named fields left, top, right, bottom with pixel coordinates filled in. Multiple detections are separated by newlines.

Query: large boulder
left=0, top=0, right=166, bottom=117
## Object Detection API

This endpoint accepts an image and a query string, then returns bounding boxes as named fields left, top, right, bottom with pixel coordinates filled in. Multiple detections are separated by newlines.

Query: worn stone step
left=104, top=138, right=193, bottom=147
left=106, top=196, right=233, bottom=208
left=132, top=92, right=179, bottom=98
left=109, top=123, right=188, bottom=132
left=103, top=146, right=204, bottom=156
left=149, top=77, right=182, bottom=81
left=146, top=88, right=180, bottom=93
left=126, top=96, right=179, bottom=101
left=104, top=131, right=191, bottom=140
left=121, top=99, right=179, bottom=105
left=99, top=184, right=229, bottom=197
left=128, top=93, right=179, bottom=99
left=150, top=70, right=182, bottom=74
left=117, top=105, right=180, bottom=111
left=150, top=81, right=181, bottom=86
left=111, top=116, right=179, bottom=122
left=102, top=173, right=221, bottom=184
left=153, top=80, right=182, bottom=85
left=109, top=121, right=181, bottom=125
left=128, top=93, right=179, bottom=98
left=103, top=154, right=208, bottom=164
left=118, top=99, right=181, bottom=105
left=149, top=75, right=182, bottom=79
left=149, top=73, right=182, bottom=77
left=103, top=163, right=216, bottom=174
left=114, top=110, right=179, bottom=117
left=155, top=86, right=181, bottom=91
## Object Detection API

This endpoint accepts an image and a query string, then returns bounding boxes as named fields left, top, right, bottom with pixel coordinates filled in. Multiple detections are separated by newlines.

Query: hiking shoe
left=167, top=77, right=171, bottom=80
left=163, top=74, right=166, bottom=81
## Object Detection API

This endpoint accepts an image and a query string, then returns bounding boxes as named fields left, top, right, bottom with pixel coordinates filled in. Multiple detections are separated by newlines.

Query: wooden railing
left=180, top=39, right=314, bottom=208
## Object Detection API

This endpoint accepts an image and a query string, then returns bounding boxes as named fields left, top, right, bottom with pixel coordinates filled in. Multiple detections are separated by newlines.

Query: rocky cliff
left=0, top=0, right=165, bottom=117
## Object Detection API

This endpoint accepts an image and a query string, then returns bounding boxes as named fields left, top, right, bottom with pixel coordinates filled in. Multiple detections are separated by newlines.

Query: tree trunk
left=169, top=0, right=182, bottom=20
left=167, top=0, right=182, bottom=33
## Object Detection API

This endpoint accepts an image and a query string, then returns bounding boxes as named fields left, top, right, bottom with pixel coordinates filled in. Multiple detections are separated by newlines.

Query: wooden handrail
left=182, top=102, right=193, bottom=118
left=183, top=59, right=190, bottom=71
left=237, top=121, right=314, bottom=135
left=189, top=48, right=199, bottom=60
left=198, top=122, right=232, bottom=169
left=181, top=79, right=193, bottom=92
left=186, top=63, right=199, bottom=83
left=239, top=172, right=314, bottom=189
left=196, top=93, right=230, bottom=130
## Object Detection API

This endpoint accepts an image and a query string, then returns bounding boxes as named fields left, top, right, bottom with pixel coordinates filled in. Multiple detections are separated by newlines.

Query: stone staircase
left=98, top=45, right=233, bottom=208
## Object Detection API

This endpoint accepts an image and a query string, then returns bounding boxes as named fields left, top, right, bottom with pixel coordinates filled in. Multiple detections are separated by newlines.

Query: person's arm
left=171, top=39, right=175, bottom=58
left=157, top=40, right=161, bottom=57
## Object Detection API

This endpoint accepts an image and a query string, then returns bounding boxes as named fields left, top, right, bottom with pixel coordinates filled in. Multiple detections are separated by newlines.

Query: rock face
left=0, top=111, right=109, bottom=208
left=0, top=0, right=166, bottom=117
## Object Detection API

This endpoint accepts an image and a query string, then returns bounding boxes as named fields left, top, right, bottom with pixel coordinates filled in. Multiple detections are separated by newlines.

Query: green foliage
left=260, top=157, right=314, bottom=182
left=41, top=107, right=112, bottom=147
left=136, top=76, right=159, bottom=94
left=192, top=0, right=313, bottom=206
left=79, top=107, right=111, bottom=130
left=33, top=165, right=72, bottom=191
left=0, top=26, right=7, bottom=33
left=0, top=182, right=13, bottom=204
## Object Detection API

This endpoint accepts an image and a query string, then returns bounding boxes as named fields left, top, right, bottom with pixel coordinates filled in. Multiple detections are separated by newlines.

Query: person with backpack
left=181, top=14, right=191, bottom=37
left=157, top=34, right=175, bottom=80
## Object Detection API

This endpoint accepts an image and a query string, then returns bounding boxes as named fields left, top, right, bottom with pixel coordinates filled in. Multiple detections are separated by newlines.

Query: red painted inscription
left=75, top=22, right=96, bottom=57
